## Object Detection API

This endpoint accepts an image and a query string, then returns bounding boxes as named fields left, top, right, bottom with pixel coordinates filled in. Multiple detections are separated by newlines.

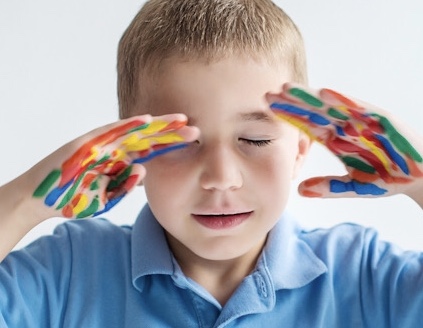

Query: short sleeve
left=359, top=228, right=423, bottom=327
left=0, top=223, right=73, bottom=327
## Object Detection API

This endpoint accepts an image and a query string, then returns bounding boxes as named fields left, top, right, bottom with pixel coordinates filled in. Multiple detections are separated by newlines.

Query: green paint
left=106, top=166, right=132, bottom=191
left=290, top=88, right=324, bottom=108
left=56, top=173, right=85, bottom=210
left=76, top=196, right=100, bottom=218
left=90, top=179, right=100, bottom=191
left=88, top=154, right=110, bottom=169
left=33, top=169, right=61, bottom=198
left=374, top=114, right=423, bottom=162
left=328, top=107, right=349, bottom=120
left=342, top=156, right=376, bottom=173
left=56, top=154, right=116, bottom=210
left=128, top=123, right=150, bottom=133
left=55, top=155, right=110, bottom=210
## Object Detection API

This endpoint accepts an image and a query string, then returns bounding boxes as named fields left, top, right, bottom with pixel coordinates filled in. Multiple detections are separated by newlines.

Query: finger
left=319, top=88, right=363, bottom=111
left=270, top=85, right=421, bottom=179
left=60, top=115, right=193, bottom=186
left=121, top=124, right=199, bottom=153
left=276, top=84, right=366, bottom=127
left=298, top=175, right=389, bottom=198
left=60, top=115, right=153, bottom=186
left=267, top=92, right=335, bottom=142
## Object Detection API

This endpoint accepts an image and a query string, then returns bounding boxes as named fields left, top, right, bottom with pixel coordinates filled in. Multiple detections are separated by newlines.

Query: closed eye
left=240, top=139, right=273, bottom=147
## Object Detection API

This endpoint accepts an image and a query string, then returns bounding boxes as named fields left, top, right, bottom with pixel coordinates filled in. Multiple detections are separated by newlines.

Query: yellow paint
left=122, top=134, right=146, bottom=151
left=112, top=149, right=126, bottom=161
left=122, top=132, right=185, bottom=152
left=123, top=137, right=151, bottom=152
left=141, top=120, right=170, bottom=135
left=149, top=133, right=185, bottom=144
left=274, top=114, right=317, bottom=141
left=359, top=136, right=391, bottom=172
left=81, top=147, right=99, bottom=167
left=73, top=194, right=89, bottom=215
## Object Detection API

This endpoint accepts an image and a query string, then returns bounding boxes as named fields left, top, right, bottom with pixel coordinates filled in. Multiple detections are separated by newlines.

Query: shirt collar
left=131, top=204, right=174, bottom=291
left=261, top=211, right=327, bottom=290
left=131, top=204, right=327, bottom=292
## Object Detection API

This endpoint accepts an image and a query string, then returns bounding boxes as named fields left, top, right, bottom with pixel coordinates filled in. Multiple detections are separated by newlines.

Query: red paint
left=60, top=120, right=146, bottom=185
left=327, top=137, right=392, bottom=181
left=159, top=120, right=187, bottom=132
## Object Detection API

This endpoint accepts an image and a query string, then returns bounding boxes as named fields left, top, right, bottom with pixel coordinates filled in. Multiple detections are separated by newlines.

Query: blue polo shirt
left=1, top=204, right=423, bottom=327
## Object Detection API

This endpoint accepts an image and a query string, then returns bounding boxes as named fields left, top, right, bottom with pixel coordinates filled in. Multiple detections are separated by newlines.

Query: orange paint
left=350, top=170, right=379, bottom=183
left=303, top=177, right=326, bottom=188
left=322, top=88, right=361, bottom=110
left=407, top=157, right=423, bottom=177
left=301, top=189, right=323, bottom=197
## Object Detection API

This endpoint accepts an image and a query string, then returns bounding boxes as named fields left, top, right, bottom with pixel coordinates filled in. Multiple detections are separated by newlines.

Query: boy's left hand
left=267, top=83, right=423, bottom=205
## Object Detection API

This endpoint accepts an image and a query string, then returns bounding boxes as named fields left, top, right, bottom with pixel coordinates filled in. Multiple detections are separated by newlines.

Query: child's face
left=140, top=56, right=310, bottom=262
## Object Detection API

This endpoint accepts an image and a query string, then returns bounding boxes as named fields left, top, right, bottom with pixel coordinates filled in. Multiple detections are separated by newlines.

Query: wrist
left=2, top=173, right=51, bottom=228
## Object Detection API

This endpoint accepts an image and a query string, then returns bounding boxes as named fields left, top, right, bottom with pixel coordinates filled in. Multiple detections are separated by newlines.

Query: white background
left=1, top=0, right=422, bottom=250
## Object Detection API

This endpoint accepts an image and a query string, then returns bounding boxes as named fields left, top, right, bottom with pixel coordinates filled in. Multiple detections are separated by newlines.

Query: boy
left=1, top=0, right=423, bottom=327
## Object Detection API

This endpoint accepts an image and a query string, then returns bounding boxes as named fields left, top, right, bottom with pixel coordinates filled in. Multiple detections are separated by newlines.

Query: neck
left=166, top=233, right=265, bottom=306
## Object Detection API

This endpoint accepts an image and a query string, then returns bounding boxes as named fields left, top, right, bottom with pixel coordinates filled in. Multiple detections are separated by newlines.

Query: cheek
left=143, top=160, right=194, bottom=203
left=254, top=145, right=299, bottom=180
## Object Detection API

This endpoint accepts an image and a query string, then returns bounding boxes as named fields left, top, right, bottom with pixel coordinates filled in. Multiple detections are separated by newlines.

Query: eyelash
left=241, top=139, right=273, bottom=147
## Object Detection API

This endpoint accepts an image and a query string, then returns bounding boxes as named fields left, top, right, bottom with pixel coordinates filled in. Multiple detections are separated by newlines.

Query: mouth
left=192, top=211, right=253, bottom=230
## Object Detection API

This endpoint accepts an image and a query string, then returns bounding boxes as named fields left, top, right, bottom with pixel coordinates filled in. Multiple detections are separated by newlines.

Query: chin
left=192, top=238, right=264, bottom=263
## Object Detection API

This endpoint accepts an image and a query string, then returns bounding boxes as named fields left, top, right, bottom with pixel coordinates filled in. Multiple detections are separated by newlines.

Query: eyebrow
left=238, top=111, right=274, bottom=122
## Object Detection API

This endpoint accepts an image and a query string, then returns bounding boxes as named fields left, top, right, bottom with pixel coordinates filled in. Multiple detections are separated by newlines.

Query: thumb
left=298, top=175, right=388, bottom=198
left=95, top=163, right=146, bottom=216
left=106, top=163, right=146, bottom=200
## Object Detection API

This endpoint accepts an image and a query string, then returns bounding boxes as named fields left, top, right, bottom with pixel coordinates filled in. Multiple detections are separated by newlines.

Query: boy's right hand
left=28, top=114, right=199, bottom=220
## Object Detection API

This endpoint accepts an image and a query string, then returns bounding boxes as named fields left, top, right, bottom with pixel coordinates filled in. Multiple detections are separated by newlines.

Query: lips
left=192, top=211, right=253, bottom=229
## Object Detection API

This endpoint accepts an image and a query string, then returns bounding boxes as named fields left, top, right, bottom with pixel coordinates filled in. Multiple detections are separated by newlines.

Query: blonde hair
left=117, top=0, right=307, bottom=118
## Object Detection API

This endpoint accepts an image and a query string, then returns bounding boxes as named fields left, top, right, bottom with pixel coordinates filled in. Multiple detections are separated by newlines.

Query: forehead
left=138, top=56, right=291, bottom=120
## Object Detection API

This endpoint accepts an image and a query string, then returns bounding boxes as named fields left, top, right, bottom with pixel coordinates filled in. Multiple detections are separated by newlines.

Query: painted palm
left=269, top=84, right=423, bottom=198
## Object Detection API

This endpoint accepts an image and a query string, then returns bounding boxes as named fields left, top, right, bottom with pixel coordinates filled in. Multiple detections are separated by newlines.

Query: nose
left=199, top=144, right=243, bottom=191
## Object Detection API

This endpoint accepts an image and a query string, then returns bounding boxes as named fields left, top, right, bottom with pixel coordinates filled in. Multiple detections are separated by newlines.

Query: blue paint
left=330, top=179, right=387, bottom=196
left=335, top=125, right=346, bottom=136
left=132, top=143, right=187, bottom=164
left=44, top=180, right=74, bottom=206
left=94, top=194, right=125, bottom=216
left=271, top=103, right=331, bottom=126
left=374, top=134, right=409, bottom=175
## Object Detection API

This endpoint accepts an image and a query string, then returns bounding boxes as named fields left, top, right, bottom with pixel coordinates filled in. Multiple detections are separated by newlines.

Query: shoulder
left=297, top=222, right=379, bottom=270
left=298, top=221, right=423, bottom=274
left=300, top=222, right=372, bottom=249
left=7, top=218, right=134, bottom=271
left=52, top=218, right=134, bottom=263
left=55, top=217, right=133, bottom=243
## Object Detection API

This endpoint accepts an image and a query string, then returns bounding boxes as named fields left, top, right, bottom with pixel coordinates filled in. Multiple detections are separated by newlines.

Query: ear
left=292, top=131, right=312, bottom=179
